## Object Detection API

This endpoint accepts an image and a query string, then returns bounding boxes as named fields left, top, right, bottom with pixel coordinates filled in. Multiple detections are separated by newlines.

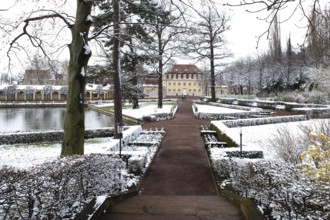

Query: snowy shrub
left=127, top=155, right=146, bottom=175
left=0, top=155, right=135, bottom=220
left=294, top=94, right=306, bottom=103
left=215, top=159, right=330, bottom=219
left=197, top=111, right=259, bottom=120
left=300, top=132, right=330, bottom=182
left=267, top=125, right=306, bottom=165
left=43, top=85, right=53, bottom=100
left=209, top=149, right=231, bottom=180
left=305, top=91, right=328, bottom=104
left=25, top=86, right=35, bottom=100
left=223, top=115, right=307, bottom=128
left=4, top=84, right=17, bottom=100
left=282, top=93, right=295, bottom=102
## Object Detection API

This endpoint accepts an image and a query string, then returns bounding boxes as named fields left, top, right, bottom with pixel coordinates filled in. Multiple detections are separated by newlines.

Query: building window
left=194, top=83, right=196, bottom=86
left=189, top=89, right=192, bottom=92
left=198, top=83, right=201, bottom=86
left=181, top=74, right=184, bottom=79
left=178, top=83, right=181, bottom=86
left=173, top=89, right=176, bottom=92
left=178, top=89, right=181, bottom=92
left=189, top=83, right=191, bottom=86
left=168, top=89, right=171, bottom=92
left=183, top=83, right=186, bottom=86
left=173, top=82, right=176, bottom=86
left=176, top=74, right=178, bottom=79
left=193, top=89, right=196, bottom=92
left=168, top=82, right=171, bottom=86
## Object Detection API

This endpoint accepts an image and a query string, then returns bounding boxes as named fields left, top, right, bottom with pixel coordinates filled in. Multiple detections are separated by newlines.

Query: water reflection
left=0, top=108, right=114, bottom=132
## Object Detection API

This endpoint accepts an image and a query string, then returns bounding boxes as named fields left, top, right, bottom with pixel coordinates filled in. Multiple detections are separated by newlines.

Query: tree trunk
left=210, top=43, right=216, bottom=102
left=158, top=60, right=163, bottom=108
left=157, top=33, right=163, bottom=109
left=132, top=72, right=139, bottom=109
left=113, top=0, right=123, bottom=138
left=61, top=0, right=93, bottom=157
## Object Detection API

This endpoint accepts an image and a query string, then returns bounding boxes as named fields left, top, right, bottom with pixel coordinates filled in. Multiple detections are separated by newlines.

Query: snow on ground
left=195, top=103, right=329, bottom=159
left=0, top=126, right=142, bottom=169
left=1, top=101, right=328, bottom=169
left=95, top=102, right=174, bottom=119
left=123, top=104, right=173, bottom=119
left=195, top=104, right=248, bottom=113
left=211, top=119, right=329, bottom=159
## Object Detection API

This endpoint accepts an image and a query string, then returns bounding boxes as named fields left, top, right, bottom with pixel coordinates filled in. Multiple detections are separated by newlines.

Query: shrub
left=0, top=155, right=134, bottom=219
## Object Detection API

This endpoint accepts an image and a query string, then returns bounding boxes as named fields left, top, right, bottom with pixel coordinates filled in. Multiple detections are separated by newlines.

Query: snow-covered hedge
left=222, top=115, right=307, bottom=128
left=195, top=100, right=262, bottom=112
left=0, top=155, right=135, bottom=220
left=0, top=126, right=165, bottom=220
left=142, top=104, right=178, bottom=122
left=197, top=111, right=260, bottom=120
left=292, top=107, right=330, bottom=118
left=0, top=128, right=115, bottom=145
left=0, top=102, right=66, bottom=108
left=193, top=101, right=265, bottom=120
left=219, top=98, right=329, bottom=110
left=216, top=159, right=330, bottom=220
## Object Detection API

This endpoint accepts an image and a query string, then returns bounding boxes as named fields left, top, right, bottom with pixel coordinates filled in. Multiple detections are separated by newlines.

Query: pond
left=0, top=107, right=115, bottom=133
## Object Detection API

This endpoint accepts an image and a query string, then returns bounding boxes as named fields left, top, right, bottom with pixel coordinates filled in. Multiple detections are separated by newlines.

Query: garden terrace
left=200, top=125, right=228, bottom=148
left=0, top=126, right=165, bottom=219
left=222, top=115, right=308, bottom=128
left=218, top=98, right=330, bottom=118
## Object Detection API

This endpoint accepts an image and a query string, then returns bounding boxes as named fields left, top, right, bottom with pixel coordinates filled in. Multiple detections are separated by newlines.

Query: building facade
left=163, top=64, right=204, bottom=97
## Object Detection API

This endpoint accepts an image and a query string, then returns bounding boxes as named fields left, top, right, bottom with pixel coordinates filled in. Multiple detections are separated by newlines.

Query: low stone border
left=220, top=189, right=266, bottom=220
left=74, top=129, right=167, bottom=220
left=225, top=151, right=263, bottom=159
left=74, top=190, right=139, bottom=220
left=223, top=115, right=307, bottom=128
left=0, top=102, right=67, bottom=108
left=0, top=128, right=115, bottom=145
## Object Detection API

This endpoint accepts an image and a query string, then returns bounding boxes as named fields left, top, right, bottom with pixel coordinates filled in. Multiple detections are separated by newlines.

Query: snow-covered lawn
left=0, top=102, right=176, bottom=170
left=1, top=101, right=329, bottom=219
left=211, top=119, right=329, bottom=159
left=95, top=101, right=176, bottom=119
left=195, top=103, right=330, bottom=219
left=0, top=125, right=165, bottom=219
left=195, top=103, right=248, bottom=114
left=123, top=104, right=174, bottom=119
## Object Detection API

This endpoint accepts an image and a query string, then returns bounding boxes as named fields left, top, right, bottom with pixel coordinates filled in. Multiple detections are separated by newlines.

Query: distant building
left=163, top=64, right=204, bottom=97
left=139, top=73, right=159, bottom=98
left=22, top=69, right=64, bottom=85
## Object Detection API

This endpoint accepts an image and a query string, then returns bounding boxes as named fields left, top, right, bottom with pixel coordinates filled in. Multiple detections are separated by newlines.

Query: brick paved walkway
left=101, top=99, right=244, bottom=220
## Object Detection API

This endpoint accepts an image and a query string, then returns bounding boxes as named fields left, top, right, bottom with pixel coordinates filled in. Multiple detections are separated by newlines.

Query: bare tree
left=146, top=0, right=186, bottom=108
left=184, top=2, right=231, bottom=101
left=3, top=1, right=94, bottom=156
left=226, top=0, right=327, bottom=47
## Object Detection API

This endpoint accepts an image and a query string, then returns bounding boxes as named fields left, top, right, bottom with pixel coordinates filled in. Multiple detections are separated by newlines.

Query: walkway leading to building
left=101, top=99, right=244, bottom=220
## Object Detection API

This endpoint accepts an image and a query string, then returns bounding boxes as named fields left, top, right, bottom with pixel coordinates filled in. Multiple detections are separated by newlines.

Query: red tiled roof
left=164, top=64, right=202, bottom=75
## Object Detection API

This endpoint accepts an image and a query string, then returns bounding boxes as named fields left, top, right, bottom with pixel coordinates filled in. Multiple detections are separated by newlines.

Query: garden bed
left=0, top=126, right=165, bottom=220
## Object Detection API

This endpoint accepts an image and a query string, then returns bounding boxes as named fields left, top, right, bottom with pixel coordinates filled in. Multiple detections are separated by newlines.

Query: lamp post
left=238, top=122, right=243, bottom=158
left=117, top=121, right=124, bottom=158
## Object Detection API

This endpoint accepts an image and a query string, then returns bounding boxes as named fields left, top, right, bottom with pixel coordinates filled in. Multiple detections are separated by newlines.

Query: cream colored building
left=163, top=64, right=204, bottom=97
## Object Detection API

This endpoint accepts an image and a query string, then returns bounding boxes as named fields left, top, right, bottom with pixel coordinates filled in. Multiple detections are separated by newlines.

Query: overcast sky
left=0, top=0, right=327, bottom=74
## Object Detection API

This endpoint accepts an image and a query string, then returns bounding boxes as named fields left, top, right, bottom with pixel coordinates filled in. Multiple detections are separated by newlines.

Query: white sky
left=0, top=0, right=327, bottom=74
